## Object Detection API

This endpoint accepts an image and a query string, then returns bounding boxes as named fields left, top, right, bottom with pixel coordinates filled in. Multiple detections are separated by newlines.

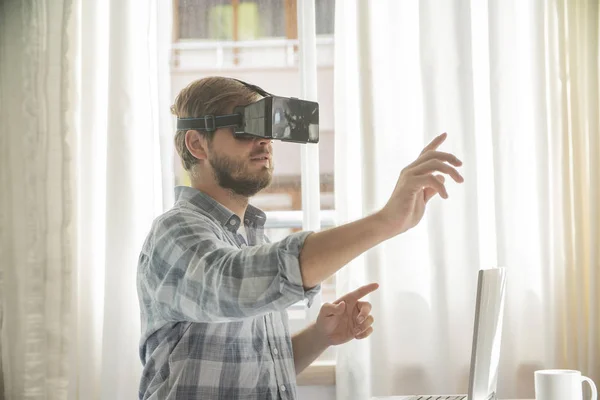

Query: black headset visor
left=176, top=80, right=319, bottom=144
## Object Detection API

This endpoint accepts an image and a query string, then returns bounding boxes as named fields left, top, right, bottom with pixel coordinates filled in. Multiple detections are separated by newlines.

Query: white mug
left=535, top=369, right=597, bottom=400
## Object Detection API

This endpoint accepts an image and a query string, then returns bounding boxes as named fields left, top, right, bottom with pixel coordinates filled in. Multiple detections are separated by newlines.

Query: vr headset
left=176, top=79, right=319, bottom=144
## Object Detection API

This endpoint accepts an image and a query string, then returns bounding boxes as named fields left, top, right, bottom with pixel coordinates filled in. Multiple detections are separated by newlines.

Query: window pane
left=178, top=1, right=334, bottom=40
left=178, top=0, right=224, bottom=40
left=248, top=0, right=286, bottom=38
left=178, top=0, right=287, bottom=40
left=315, top=0, right=335, bottom=35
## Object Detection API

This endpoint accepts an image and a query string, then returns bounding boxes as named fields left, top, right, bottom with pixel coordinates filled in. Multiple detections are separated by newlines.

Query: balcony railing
left=264, top=210, right=336, bottom=229
left=171, top=36, right=334, bottom=70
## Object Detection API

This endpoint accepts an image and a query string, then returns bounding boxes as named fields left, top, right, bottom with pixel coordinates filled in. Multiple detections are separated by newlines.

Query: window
left=172, top=0, right=336, bottom=368
left=176, top=0, right=334, bottom=40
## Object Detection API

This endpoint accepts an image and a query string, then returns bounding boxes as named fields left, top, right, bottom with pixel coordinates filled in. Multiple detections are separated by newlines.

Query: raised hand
left=378, top=132, right=464, bottom=235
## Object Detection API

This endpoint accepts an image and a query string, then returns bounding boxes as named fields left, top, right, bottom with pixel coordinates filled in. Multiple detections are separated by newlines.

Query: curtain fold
left=0, top=0, right=75, bottom=398
left=334, top=0, right=599, bottom=399
left=553, top=0, right=599, bottom=379
left=73, top=0, right=172, bottom=398
left=0, top=0, right=173, bottom=398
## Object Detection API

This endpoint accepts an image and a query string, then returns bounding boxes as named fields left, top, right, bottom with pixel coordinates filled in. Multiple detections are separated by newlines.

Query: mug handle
left=582, top=375, right=597, bottom=400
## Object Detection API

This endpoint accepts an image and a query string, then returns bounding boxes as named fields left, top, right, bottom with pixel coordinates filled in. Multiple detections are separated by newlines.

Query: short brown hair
left=171, top=76, right=261, bottom=171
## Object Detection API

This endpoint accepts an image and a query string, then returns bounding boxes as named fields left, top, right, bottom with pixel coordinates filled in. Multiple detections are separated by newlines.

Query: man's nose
left=255, top=137, right=272, bottom=146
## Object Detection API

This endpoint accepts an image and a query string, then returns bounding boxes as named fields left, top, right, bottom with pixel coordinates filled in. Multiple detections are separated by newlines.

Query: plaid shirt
left=137, top=186, right=320, bottom=400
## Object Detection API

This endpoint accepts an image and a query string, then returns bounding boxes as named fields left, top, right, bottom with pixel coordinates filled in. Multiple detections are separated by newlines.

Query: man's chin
left=252, top=167, right=273, bottom=181
left=228, top=175, right=272, bottom=197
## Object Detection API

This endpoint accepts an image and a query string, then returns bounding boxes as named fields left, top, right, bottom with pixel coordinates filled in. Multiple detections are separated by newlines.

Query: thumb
left=333, top=301, right=346, bottom=315
left=321, top=301, right=346, bottom=317
left=424, top=175, right=445, bottom=203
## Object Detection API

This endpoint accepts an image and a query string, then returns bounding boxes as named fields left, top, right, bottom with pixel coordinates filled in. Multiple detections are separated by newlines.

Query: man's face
left=206, top=129, right=274, bottom=197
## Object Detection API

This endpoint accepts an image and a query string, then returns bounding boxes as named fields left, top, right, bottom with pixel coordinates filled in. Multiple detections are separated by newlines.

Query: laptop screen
left=467, top=267, right=507, bottom=400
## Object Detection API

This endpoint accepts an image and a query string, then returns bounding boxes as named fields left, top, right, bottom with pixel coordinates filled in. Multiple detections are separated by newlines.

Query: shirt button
left=273, top=348, right=278, bottom=355
left=280, top=385, right=286, bottom=392
left=229, top=220, right=236, bottom=226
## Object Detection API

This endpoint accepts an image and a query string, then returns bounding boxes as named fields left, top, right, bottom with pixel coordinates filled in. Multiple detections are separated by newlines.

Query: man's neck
left=192, top=180, right=249, bottom=222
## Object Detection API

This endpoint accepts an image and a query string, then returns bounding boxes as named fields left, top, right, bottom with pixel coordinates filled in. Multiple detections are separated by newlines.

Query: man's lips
left=250, top=154, right=271, bottom=161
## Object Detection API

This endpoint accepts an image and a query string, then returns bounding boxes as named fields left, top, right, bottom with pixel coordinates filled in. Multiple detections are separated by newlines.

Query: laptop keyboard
left=404, top=397, right=467, bottom=400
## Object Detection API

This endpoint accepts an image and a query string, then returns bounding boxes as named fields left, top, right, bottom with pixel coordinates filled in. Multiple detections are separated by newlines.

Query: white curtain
left=0, top=0, right=173, bottom=399
left=334, top=0, right=599, bottom=399
left=0, top=0, right=75, bottom=397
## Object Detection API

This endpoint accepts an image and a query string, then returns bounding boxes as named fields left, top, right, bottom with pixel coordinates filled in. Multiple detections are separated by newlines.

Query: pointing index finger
left=347, top=283, right=379, bottom=301
left=420, top=132, right=447, bottom=155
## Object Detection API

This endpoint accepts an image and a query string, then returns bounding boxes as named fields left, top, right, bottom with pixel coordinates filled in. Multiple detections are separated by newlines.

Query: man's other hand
left=315, top=283, right=379, bottom=346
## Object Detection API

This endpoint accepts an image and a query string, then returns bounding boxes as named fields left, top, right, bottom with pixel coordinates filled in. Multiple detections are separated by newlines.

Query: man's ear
left=185, top=130, right=209, bottom=161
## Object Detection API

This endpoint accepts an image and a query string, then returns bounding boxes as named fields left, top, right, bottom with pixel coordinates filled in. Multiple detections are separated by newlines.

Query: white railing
left=171, top=36, right=334, bottom=70
left=264, top=210, right=336, bottom=229
left=172, top=36, right=334, bottom=51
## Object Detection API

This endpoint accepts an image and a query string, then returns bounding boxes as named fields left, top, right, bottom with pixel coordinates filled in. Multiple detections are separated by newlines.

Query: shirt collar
left=174, top=186, right=267, bottom=232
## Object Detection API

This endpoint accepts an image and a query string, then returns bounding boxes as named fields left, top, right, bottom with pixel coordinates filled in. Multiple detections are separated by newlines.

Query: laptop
left=372, top=267, right=507, bottom=400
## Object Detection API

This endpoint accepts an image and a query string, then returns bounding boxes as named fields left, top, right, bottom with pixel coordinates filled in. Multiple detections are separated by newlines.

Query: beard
left=208, top=151, right=273, bottom=197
